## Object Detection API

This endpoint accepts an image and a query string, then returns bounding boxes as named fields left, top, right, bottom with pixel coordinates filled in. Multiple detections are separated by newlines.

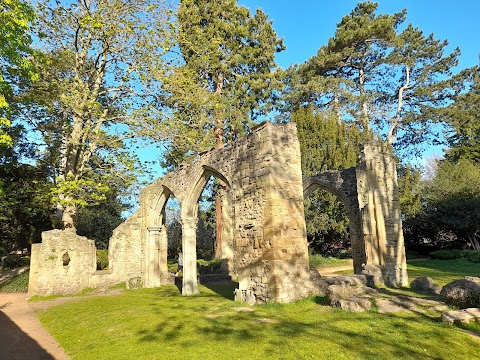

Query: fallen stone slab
left=326, top=284, right=375, bottom=312
left=376, top=298, right=408, bottom=313
left=442, top=308, right=480, bottom=325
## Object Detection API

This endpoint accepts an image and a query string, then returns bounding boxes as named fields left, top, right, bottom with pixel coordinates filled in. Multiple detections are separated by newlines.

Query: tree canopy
left=154, top=0, right=284, bottom=167
left=16, top=0, right=173, bottom=231
left=0, top=0, right=36, bottom=146
left=281, top=1, right=471, bottom=156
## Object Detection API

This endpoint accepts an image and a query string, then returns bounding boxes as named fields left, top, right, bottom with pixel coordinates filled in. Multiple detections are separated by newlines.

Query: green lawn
left=407, top=259, right=480, bottom=286
left=36, top=259, right=480, bottom=360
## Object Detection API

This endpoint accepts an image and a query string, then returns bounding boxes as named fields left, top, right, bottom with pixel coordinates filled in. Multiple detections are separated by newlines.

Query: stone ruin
left=28, top=122, right=408, bottom=303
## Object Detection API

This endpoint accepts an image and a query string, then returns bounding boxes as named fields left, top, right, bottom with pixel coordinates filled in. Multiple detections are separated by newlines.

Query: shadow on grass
left=201, top=280, right=238, bottom=301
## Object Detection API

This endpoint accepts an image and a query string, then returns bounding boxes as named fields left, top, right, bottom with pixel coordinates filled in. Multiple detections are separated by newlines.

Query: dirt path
left=317, top=259, right=354, bottom=277
left=0, top=292, right=70, bottom=360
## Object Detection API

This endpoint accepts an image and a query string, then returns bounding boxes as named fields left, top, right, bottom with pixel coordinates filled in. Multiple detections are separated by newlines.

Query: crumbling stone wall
left=29, top=122, right=407, bottom=301
left=303, top=142, right=408, bottom=287
left=28, top=230, right=96, bottom=295
left=137, top=122, right=311, bottom=303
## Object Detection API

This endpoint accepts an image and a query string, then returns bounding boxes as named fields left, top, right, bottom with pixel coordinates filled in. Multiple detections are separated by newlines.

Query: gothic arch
left=303, top=168, right=366, bottom=273
left=181, top=165, right=231, bottom=220
left=148, top=185, right=176, bottom=228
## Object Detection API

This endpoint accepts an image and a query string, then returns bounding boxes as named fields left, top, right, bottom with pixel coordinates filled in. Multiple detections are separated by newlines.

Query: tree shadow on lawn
left=201, top=280, right=238, bottom=301
left=129, top=286, right=478, bottom=358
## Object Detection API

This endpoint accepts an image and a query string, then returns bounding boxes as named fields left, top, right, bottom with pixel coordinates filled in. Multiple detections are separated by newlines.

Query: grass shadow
left=201, top=280, right=238, bottom=301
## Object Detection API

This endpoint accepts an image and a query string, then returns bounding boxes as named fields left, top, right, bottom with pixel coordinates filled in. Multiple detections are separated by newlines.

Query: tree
left=293, top=105, right=366, bottom=254
left=76, top=194, right=126, bottom=250
left=282, top=2, right=468, bottom=155
left=0, top=125, right=53, bottom=254
left=0, top=0, right=36, bottom=146
left=424, top=159, right=480, bottom=250
left=397, top=165, right=422, bottom=219
left=17, top=0, right=173, bottom=231
left=156, top=0, right=285, bottom=166
left=444, top=65, right=480, bottom=163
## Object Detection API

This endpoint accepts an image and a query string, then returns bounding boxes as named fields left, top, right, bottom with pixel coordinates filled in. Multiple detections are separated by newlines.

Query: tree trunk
left=57, top=201, right=77, bottom=233
left=358, top=65, right=369, bottom=130
left=213, top=73, right=225, bottom=255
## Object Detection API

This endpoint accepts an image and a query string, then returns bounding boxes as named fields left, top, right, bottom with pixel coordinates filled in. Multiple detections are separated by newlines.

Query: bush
left=430, top=249, right=480, bottom=262
left=466, top=251, right=480, bottom=263
left=197, top=258, right=222, bottom=274
left=96, top=249, right=109, bottom=270
left=0, top=255, right=29, bottom=270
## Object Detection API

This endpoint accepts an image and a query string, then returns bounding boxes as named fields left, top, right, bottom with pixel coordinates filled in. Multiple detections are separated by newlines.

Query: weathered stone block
left=441, top=277, right=480, bottom=309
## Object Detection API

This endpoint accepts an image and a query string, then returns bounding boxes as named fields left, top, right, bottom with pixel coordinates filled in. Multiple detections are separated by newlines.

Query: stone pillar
left=221, top=189, right=235, bottom=275
left=181, top=218, right=199, bottom=295
left=159, top=224, right=171, bottom=284
left=145, top=227, right=161, bottom=287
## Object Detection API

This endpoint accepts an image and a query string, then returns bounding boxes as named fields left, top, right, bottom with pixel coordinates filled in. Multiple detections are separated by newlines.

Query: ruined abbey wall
left=28, top=122, right=407, bottom=301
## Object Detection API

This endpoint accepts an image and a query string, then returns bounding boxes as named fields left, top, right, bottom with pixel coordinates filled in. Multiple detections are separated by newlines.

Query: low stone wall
left=28, top=230, right=120, bottom=296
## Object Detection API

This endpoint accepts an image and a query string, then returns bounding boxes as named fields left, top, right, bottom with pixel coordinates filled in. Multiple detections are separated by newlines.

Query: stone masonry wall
left=29, top=124, right=407, bottom=299
left=28, top=230, right=96, bottom=295
left=360, top=142, right=408, bottom=286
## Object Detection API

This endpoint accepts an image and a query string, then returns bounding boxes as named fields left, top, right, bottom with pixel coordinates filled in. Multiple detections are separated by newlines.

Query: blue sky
left=239, top=0, right=479, bottom=70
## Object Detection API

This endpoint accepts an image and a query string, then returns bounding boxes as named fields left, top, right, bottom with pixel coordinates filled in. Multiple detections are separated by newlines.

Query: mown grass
left=407, top=259, right=480, bottom=286
left=37, top=285, right=480, bottom=360
left=36, top=258, right=480, bottom=360
left=309, top=253, right=351, bottom=268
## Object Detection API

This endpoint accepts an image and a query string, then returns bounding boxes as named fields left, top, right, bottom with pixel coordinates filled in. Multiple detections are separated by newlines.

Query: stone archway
left=29, top=122, right=407, bottom=301
left=303, top=142, right=408, bottom=287
left=303, top=168, right=366, bottom=274
left=134, top=122, right=311, bottom=302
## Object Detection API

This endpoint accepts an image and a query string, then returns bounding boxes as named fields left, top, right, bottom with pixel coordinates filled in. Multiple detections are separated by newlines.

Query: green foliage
left=156, top=0, right=285, bottom=166
left=0, top=0, right=36, bottom=146
left=76, top=193, right=126, bottom=249
left=404, top=158, right=480, bottom=253
left=0, top=269, right=29, bottom=292
left=426, top=159, right=480, bottom=250
left=444, top=66, right=480, bottom=163
left=96, top=249, right=109, bottom=270
left=397, top=165, right=422, bottom=218
left=0, top=127, right=54, bottom=253
left=293, top=106, right=367, bottom=254
left=430, top=249, right=480, bottom=263
left=282, top=1, right=468, bottom=155
left=196, top=258, right=222, bottom=274
left=15, top=0, right=173, bottom=229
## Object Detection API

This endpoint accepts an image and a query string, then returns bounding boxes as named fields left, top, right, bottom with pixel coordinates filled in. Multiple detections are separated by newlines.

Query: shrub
left=430, top=249, right=465, bottom=260
left=430, top=249, right=480, bottom=262
left=197, top=258, right=222, bottom=274
left=0, top=255, right=29, bottom=270
left=96, top=249, right=109, bottom=270
left=466, top=251, right=480, bottom=263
